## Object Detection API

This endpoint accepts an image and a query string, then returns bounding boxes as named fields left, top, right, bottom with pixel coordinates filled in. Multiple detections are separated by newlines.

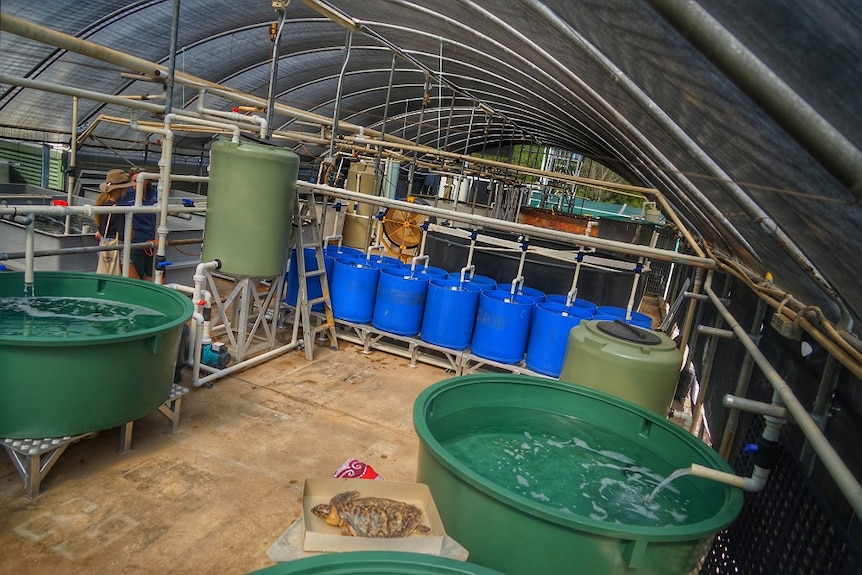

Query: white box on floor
left=301, top=477, right=446, bottom=555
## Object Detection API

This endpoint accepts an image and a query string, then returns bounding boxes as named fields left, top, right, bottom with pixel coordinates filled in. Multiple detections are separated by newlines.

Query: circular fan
left=382, top=200, right=428, bottom=249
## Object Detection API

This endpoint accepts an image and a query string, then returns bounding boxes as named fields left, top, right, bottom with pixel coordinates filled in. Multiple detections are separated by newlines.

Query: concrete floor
left=0, top=341, right=451, bottom=574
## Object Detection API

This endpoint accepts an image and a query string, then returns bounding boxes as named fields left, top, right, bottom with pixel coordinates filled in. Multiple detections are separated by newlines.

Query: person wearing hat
left=95, top=169, right=138, bottom=277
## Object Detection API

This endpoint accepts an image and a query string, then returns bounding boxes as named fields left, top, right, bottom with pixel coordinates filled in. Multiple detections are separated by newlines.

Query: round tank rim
left=429, top=278, right=484, bottom=293
left=482, top=290, right=535, bottom=306
left=0, top=271, right=194, bottom=346
left=414, top=374, right=744, bottom=540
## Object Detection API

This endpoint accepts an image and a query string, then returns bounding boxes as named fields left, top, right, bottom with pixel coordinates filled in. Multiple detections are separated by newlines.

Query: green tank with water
left=0, top=271, right=193, bottom=438
left=201, top=139, right=299, bottom=277
left=559, top=319, right=683, bottom=416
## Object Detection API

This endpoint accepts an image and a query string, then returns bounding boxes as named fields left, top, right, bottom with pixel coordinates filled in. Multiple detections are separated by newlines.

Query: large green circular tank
left=559, top=319, right=683, bottom=416
left=414, top=374, right=742, bottom=575
left=202, top=139, right=298, bottom=277
left=0, top=272, right=193, bottom=438
left=248, top=551, right=505, bottom=574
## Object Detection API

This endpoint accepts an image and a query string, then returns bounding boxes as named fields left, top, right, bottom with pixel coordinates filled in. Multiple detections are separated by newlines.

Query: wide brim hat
left=99, top=169, right=132, bottom=193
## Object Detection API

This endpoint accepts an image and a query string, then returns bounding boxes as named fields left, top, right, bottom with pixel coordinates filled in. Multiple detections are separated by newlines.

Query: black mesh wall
left=694, top=274, right=862, bottom=574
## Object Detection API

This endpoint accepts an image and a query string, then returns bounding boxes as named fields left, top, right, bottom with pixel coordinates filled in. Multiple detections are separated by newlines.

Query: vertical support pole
left=326, top=30, right=353, bottom=164
left=64, top=95, right=79, bottom=234
left=373, top=54, right=397, bottom=196
left=719, top=297, right=768, bottom=458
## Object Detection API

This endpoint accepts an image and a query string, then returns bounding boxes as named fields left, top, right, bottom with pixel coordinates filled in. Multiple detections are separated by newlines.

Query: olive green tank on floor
left=201, top=139, right=299, bottom=277
left=560, top=319, right=683, bottom=416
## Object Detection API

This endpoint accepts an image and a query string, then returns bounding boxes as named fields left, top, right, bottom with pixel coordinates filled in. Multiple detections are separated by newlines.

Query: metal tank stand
left=2, top=386, right=191, bottom=498
left=291, top=189, right=338, bottom=360
left=206, top=270, right=284, bottom=363
left=2, top=434, right=95, bottom=499
left=118, top=384, right=190, bottom=455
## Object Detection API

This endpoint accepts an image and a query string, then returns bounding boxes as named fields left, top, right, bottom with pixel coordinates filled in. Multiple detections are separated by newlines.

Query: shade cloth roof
left=0, top=1, right=860, bottom=331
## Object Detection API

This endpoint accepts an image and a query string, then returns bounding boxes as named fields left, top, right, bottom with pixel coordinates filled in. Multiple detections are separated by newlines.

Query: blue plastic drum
left=471, top=290, right=535, bottom=364
left=324, top=245, right=364, bottom=289
left=285, top=247, right=324, bottom=312
left=445, top=272, right=497, bottom=291
left=596, top=305, right=654, bottom=329
left=372, top=267, right=432, bottom=336
left=421, top=279, right=483, bottom=349
left=330, top=257, right=383, bottom=323
left=525, top=302, right=594, bottom=377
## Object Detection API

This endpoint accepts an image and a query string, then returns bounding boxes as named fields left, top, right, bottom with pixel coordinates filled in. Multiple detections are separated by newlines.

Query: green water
left=439, top=407, right=702, bottom=527
left=0, top=296, right=169, bottom=337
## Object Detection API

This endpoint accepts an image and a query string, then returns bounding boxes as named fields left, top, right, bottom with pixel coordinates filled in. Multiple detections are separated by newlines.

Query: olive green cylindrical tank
left=201, top=139, right=298, bottom=277
left=341, top=161, right=376, bottom=250
left=559, top=319, right=683, bottom=416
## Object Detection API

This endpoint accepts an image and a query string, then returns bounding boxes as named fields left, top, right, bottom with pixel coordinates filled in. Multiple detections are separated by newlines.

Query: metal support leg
left=118, top=384, right=190, bottom=455
left=2, top=434, right=93, bottom=498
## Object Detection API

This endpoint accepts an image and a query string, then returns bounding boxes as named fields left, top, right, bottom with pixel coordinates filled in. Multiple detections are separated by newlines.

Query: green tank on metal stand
left=559, top=319, right=683, bottom=416
left=201, top=139, right=299, bottom=277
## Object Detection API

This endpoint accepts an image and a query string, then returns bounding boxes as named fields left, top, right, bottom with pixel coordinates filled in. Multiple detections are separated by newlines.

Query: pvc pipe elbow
left=690, top=463, right=770, bottom=492
left=690, top=463, right=746, bottom=490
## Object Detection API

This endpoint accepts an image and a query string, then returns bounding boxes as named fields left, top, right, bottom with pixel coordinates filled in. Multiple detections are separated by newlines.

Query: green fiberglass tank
left=202, top=139, right=298, bottom=277
left=560, top=319, right=683, bottom=416
left=0, top=272, right=193, bottom=438
left=414, top=374, right=742, bottom=575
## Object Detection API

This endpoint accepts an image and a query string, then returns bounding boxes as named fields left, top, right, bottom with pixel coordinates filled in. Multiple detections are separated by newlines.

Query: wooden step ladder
left=291, top=189, right=338, bottom=360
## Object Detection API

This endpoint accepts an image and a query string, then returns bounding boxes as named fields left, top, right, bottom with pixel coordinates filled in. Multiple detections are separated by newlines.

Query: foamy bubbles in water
left=0, top=296, right=168, bottom=337
left=444, top=411, right=694, bottom=527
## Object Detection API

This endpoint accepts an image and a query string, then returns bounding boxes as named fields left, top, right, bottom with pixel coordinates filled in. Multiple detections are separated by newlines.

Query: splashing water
left=440, top=407, right=698, bottom=527
left=645, top=467, right=693, bottom=502
left=23, top=282, right=35, bottom=298
left=0, top=296, right=168, bottom=337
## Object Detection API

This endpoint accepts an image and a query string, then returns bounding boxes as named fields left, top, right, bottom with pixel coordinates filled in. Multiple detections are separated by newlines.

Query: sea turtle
left=311, top=490, right=432, bottom=538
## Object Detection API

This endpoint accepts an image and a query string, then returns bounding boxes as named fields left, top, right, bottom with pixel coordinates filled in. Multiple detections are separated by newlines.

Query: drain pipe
left=23, top=212, right=35, bottom=295
left=690, top=392, right=784, bottom=492
left=704, top=284, right=862, bottom=517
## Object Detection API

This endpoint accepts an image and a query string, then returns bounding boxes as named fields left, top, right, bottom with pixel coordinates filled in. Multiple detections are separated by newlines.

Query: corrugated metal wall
left=0, top=140, right=65, bottom=189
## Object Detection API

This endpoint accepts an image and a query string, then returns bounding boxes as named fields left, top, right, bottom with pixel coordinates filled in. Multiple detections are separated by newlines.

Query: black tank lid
left=596, top=319, right=663, bottom=345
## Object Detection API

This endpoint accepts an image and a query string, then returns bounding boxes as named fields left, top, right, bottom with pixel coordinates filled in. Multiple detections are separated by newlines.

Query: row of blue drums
left=285, top=246, right=654, bottom=378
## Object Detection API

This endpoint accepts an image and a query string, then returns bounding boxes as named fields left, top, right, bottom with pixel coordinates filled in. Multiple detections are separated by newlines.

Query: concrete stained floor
left=0, top=341, right=451, bottom=574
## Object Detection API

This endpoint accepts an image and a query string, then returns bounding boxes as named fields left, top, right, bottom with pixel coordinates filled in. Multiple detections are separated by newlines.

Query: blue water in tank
left=421, top=279, right=483, bottom=349
left=445, top=272, right=497, bottom=290
left=596, top=305, right=654, bottom=329
left=545, top=294, right=598, bottom=314
left=525, top=302, right=594, bottom=377
left=285, top=248, right=323, bottom=312
left=372, top=267, right=432, bottom=336
left=471, top=290, right=535, bottom=364
left=330, top=257, right=382, bottom=323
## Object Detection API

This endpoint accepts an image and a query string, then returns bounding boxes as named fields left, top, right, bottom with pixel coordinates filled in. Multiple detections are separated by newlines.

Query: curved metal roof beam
left=515, top=0, right=837, bottom=296
left=289, top=5, right=675, bottom=195
left=0, top=14, right=416, bottom=146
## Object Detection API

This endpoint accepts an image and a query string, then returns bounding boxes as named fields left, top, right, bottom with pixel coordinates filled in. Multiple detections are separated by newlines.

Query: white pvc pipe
left=24, top=213, right=35, bottom=289
left=197, top=87, right=267, bottom=139
left=696, top=462, right=770, bottom=492
left=704, top=284, right=862, bottom=517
